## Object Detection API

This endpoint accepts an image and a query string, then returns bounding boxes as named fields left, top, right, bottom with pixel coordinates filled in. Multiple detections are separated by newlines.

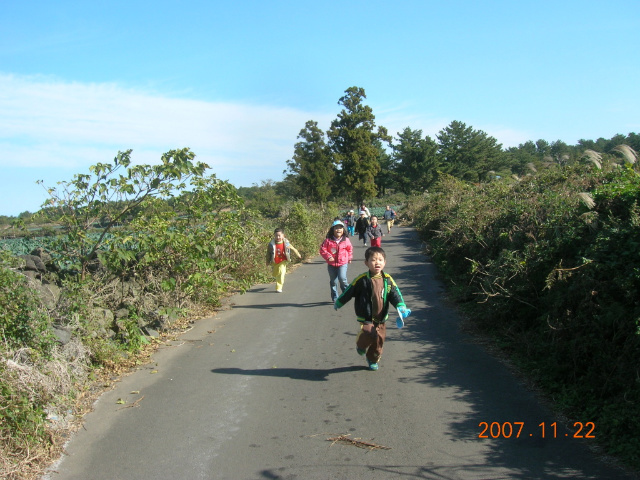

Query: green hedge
left=413, top=166, right=640, bottom=469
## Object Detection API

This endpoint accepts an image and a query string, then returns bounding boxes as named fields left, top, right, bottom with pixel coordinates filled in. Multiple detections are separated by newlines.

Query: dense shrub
left=413, top=164, right=640, bottom=469
left=0, top=260, right=54, bottom=353
left=282, top=201, right=333, bottom=258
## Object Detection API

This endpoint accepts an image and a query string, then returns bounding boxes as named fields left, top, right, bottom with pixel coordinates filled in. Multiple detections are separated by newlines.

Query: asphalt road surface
left=45, top=228, right=637, bottom=480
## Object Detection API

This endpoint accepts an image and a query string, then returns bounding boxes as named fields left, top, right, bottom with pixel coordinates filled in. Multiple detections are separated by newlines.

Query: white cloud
left=0, top=73, right=332, bottom=178
left=0, top=73, right=343, bottom=215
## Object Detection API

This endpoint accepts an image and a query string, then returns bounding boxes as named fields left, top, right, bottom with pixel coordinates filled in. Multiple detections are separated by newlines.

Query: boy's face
left=365, top=252, right=386, bottom=275
left=274, top=231, right=284, bottom=243
left=370, top=216, right=378, bottom=225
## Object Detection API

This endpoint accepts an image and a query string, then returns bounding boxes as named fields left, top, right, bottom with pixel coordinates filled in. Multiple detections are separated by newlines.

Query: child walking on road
left=343, top=210, right=356, bottom=236
left=320, top=220, right=353, bottom=302
left=383, top=205, right=396, bottom=234
left=366, top=215, right=384, bottom=247
left=355, top=210, right=369, bottom=247
left=334, top=247, right=410, bottom=371
left=266, top=228, right=302, bottom=293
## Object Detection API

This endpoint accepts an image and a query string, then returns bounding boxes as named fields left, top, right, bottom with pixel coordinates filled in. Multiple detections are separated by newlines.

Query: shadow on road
left=232, top=301, right=331, bottom=309
left=212, top=365, right=367, bottom=381
left=376, top=228, right=637, bottom=480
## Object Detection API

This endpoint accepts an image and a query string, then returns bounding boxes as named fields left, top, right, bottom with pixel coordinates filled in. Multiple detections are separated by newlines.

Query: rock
left=37, top=281, right=61, bottom=310
left=142, top=326, right=160, bottom=338
left=89, top=308, right=115, bottom=330
left=53, top=325, right=72, bottom=345
left=18, top=254, right=47, bottom=273
left=30, top=247, right=56, bottom=271
left=22, top=274, right=61, bottom=309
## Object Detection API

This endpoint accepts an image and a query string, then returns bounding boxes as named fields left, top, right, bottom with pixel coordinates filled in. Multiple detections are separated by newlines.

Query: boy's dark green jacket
left=335, top=270, right=405, bottom=324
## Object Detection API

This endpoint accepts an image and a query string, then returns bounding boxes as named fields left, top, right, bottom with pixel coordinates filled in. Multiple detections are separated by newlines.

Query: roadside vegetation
left=1, top=85, right=639, bottom=477
left=407, top=158, right=640, bottom=470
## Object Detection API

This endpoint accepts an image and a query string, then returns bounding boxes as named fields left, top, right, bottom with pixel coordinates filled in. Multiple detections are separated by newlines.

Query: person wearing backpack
left=343, top=209, right=356, bottom=236
left=266, top=228, right=302, bottom=293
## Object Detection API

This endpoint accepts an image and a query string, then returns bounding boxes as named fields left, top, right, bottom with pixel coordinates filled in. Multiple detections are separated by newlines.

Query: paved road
left=46, top=228, right=637, bottom=480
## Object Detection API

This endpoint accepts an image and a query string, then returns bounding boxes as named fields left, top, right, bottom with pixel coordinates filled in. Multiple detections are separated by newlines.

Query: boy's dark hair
left=274, top=228, right=284, bottom=234
left=365, top=246, right=385, bottom=261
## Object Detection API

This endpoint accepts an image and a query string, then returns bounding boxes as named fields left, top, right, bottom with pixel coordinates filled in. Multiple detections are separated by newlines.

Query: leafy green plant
left=0, top=258, right=54, bottom=353
left=0, top=371, right=48, bottom=442
left=38, top=148, right=208, bottom=279
left=92, top=175, right=278, bottom=312
left=116, top=314, right=149, bottom=352
left=283, top=201, right=332, bottom=259
left=412, top=164, right=640, bottom=469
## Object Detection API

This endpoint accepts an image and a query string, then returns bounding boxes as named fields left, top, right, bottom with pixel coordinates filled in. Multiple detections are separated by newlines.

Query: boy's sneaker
left=276, top=288, right=282, bottom=293
left=356, top=348, right=366, bottom=356
left=368, top=361, right=379, bottom=371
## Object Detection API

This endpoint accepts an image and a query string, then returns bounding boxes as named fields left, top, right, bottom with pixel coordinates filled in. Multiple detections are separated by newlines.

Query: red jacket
left=319, top=237, right=353, bottom=267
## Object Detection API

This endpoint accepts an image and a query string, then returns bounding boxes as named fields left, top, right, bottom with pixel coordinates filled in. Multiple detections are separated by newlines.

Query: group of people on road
left=265, top=204, right=409, bottom=371
left=347, top=204, right=396, bottom=248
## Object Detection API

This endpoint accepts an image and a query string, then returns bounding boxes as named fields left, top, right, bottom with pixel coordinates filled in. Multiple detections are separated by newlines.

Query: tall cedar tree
left=285, top=120, right=334, bottom=205
left=327, top=87, right=391, bottom=202
left=392, top=127, right=438, bottom=194
left=374, top=139, right=393, bottom=196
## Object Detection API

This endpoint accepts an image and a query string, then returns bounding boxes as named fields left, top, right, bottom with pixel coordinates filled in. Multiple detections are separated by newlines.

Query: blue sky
left=1, top=0, right=639, bottom=217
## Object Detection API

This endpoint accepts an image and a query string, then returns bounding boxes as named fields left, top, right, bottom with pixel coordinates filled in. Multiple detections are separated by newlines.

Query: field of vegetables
left=0, top=236, right=60, bottom=256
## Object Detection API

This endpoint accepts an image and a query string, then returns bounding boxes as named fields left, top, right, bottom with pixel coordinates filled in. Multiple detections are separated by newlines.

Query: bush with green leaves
left=282, top=201, right=332, bottom=258
left=413, top=163, right=640, bottom=469
left=38, top=148, right=209, bottom=280
left=0, top=254, right=57, bottom=478
left=99, top=177, right=271, bottom=308
left=0, top=257, right=54, bottom=354
left=0, top=361, right=50, bottom=476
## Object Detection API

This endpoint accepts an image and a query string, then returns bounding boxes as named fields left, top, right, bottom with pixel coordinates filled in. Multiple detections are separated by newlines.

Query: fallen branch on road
left=326, top=434, right=391, bottom=451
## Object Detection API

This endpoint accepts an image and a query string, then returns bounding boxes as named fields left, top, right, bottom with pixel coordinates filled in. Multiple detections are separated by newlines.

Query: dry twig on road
left=326, top=434, right=391, bottom=451
left=117, top=396, right=145, bottom=410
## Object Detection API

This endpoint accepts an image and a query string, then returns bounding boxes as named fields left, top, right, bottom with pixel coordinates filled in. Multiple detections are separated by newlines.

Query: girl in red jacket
left=319, top=220, right=354, bottom=302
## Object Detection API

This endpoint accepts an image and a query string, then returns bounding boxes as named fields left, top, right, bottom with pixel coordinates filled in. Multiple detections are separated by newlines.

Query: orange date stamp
left=478, top=421, right=595, bottom=439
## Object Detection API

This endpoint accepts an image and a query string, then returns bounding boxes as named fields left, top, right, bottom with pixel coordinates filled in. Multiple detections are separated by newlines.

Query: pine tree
left=327, top=86, right=390, bottom=202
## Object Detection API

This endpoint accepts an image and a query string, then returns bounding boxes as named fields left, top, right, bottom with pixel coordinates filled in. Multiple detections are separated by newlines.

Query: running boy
left=266, top=228, right=302, bottom=293
left=334, top=246, right=410, bottom=371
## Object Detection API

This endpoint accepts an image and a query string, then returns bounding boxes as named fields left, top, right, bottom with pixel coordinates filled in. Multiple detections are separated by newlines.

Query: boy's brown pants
left=356, top=322, right=387, bottom=364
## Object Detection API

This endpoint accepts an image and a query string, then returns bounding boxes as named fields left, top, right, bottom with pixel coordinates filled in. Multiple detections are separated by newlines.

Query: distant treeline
left=4, top=86, right=638, bottom=226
